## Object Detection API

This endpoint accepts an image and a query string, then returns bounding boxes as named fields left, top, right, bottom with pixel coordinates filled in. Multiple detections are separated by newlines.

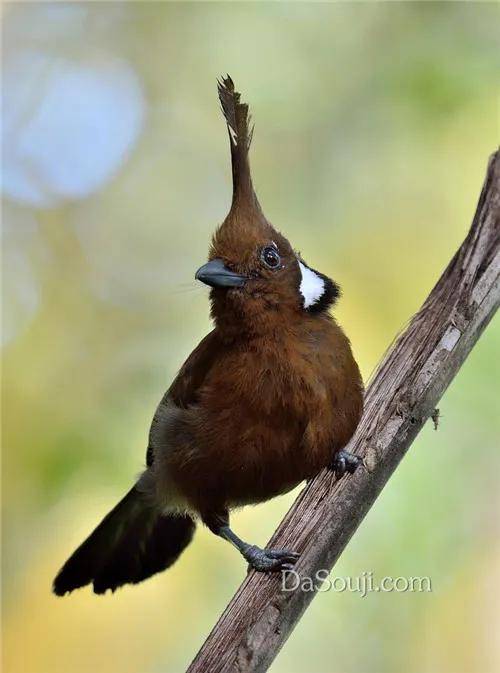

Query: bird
left=53, top=76, right=364, bottom=596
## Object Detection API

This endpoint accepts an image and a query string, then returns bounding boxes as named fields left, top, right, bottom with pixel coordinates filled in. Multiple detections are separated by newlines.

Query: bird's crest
left=217, top=75, right=256, bottom=206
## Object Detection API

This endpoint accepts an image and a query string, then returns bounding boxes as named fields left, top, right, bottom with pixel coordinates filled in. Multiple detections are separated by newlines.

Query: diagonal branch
left=188, top=151, right=500, bottom=673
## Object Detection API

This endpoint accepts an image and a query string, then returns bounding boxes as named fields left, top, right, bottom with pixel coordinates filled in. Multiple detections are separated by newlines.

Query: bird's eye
left=260, top=246, right=281, bottom=269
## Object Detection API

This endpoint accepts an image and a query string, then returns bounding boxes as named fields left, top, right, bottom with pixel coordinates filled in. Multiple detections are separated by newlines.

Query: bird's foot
left=243, top=545, right=300, bottom=572
left=330, top=449, right=363, bottom=479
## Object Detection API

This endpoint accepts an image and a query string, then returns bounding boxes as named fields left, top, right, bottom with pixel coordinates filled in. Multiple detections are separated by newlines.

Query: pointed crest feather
left=217, top=75, right=254, bottom=151
left=217, top=75, right=256, bottom=203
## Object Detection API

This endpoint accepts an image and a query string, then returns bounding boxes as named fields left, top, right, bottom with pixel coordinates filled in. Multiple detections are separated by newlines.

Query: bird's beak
left=195, top=258, right=247, bottom=288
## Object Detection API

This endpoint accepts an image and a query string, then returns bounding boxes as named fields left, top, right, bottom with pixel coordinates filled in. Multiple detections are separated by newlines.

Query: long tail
left=53, top=487, right=195, bottom=595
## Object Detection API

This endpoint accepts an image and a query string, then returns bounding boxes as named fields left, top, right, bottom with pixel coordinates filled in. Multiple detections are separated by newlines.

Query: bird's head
left=195, top=76, right=339, bottom=337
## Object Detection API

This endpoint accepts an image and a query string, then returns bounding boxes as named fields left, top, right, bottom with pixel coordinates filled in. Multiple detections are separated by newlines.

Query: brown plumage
left=53, top=76, right=363, bottom=595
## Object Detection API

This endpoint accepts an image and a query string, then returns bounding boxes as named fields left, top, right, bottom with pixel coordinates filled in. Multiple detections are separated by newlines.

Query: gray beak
left=195, top=258, right=247, bottom=288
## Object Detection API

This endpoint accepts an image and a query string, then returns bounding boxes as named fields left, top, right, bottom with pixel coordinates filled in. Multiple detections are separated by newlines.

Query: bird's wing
left=146, top=329, right=222, bottom=466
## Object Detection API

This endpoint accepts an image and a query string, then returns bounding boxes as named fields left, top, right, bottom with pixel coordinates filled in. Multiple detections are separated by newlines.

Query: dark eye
left=260, top=245, right=281, bottom=269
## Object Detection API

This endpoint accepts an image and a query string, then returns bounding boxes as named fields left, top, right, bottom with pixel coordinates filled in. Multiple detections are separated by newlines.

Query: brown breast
left=166, top=315, right=363, bottom=516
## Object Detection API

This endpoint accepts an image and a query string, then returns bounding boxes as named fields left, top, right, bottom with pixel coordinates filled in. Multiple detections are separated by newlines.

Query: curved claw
left=331, top=450, right=363, bottom=479
left=265, top=549, right=300, bottom=560
left=334, top=456, right=346, bottom=478
left=244, top=545, right=300, bottom=572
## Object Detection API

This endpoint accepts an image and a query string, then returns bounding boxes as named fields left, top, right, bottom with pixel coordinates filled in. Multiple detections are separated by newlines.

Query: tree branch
left=188, top=151, right=500, bottom=673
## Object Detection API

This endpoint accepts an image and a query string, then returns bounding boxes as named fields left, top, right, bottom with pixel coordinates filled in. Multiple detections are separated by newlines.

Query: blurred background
left=2, top=2, right=499, bottom=673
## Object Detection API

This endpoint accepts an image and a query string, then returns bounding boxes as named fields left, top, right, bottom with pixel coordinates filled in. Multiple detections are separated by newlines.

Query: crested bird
left=53, top=76, right=364, bottom=595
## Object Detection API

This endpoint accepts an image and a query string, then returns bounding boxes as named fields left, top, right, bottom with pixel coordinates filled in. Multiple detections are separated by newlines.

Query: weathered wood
left=188, top=151, right=500, bottom=673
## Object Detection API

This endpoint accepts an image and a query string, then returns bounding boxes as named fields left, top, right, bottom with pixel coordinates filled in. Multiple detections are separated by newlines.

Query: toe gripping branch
left=330, top=449, right=363, bottom=479
left=243, top=545, right=299, bottom=573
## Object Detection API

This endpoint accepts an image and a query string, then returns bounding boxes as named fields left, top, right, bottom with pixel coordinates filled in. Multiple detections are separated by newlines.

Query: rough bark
left=188, top=151, right=500, bottom=673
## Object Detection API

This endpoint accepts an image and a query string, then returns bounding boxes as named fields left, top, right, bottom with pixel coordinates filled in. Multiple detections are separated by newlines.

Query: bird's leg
left=203, top=512, right=299, bottom=572
left=330, top=449, right=363, bottom=479
left=219, top=526, right=300, bottom=572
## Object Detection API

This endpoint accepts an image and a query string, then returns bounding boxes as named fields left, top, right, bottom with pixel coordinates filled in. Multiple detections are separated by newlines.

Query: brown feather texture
left=217, top=74, right=253, bottom=150
left=53, top=75, right=363, bottom=594
left=217, top=75, right=255, bottom=203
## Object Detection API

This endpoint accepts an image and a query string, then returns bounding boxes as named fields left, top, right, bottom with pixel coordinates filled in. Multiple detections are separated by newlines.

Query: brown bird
left=53, top=76, right=363, bottom=595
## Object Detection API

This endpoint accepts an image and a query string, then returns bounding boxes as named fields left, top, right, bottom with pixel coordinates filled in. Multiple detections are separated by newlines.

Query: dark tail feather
left=53, top=488, right=195, bottom=596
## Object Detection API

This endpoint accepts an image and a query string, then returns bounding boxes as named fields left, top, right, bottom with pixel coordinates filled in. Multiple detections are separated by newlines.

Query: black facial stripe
left=306, top=275, right=340, bottom=313
left=298, top=260, right=340, bottom=313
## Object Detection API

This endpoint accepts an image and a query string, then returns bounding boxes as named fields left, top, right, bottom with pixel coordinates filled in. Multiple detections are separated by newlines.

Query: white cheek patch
left=298, top=261, right=325, bottom=308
